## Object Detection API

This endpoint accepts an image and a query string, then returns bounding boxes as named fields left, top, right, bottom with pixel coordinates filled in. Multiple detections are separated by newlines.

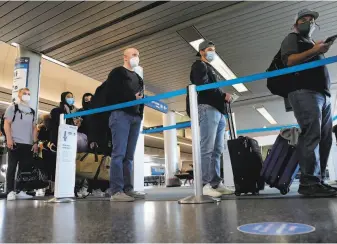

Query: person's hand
left=225, top=93, right=232, bottom=103
left=7, top=138, right=15, bottom=150
left=73, top=118, right=82, bottom=127
left=90, top=142, right=98, bottom=149
left=32, top=143, right=38, bottom=153
left=48, top=142, right=56, bottom=152
left=135, top=92, right=143, bottom=100
left=313, top=41, right=331, bottom=54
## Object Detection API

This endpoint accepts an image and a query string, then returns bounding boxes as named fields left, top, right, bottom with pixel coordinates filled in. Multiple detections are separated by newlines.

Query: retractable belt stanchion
left=178, top=85, right=219, bottom=204
left=47, top=114, right=77, bottom=203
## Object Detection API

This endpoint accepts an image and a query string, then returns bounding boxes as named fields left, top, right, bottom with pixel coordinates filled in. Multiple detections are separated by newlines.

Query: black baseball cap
left=196, top=40, right=215, bottom=57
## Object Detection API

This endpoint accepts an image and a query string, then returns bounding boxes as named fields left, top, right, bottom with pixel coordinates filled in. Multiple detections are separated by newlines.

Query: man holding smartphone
left=105, top=48, right=145, bottom=202
left=4, top=88, right=38, bottom=201
left=281, top=9, right=334, bottom=197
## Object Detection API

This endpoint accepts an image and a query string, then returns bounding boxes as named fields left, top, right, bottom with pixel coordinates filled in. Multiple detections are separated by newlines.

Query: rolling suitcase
left=260, top=127, right=300, bottom=195
left=226, top=103, right=264, bottom=196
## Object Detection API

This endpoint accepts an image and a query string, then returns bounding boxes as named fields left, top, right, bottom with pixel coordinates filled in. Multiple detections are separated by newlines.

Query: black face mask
left=83, top=101, right=91, bottom=110
left=297, top=21, right=315, bottom=37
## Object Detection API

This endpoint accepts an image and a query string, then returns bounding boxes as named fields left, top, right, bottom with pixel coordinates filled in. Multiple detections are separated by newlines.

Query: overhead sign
left=145, top=96, right=168, bottom=114
left=12, top=57, right=30, bottom=103
left=54, top=124, right=78, bottom=199
left=238, top=222, right=315, bottom=236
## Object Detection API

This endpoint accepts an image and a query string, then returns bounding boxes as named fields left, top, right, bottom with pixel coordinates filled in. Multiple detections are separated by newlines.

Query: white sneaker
left=77, top=187, right=89, bottom=198
left=215, top=182, right=234, bottom=195
left=110, top=192, right=135, bottom=202
left=92, top=189, right=104, bottom=197
left=125, top=190, right=146, bottom=199
left=7, top=191, right=16, bottom=201
left=35, top=189, right=45, bottom=197
left=203, top=184, right=222, bottom=198
left=16, top=192, right=33, bottom=200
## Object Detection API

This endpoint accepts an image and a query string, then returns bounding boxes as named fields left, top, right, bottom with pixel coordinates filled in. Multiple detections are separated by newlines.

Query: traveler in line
left=105, top=48, right=144, bottom=202
left=78, top=93, right=93, bottom=137
left=281, top=9, right=334, bottom=196
left=50, top=92, right=83, bottom=150
left=189, top=40, right=234, bottom=197
left=4, top=88, right=38, bottom=201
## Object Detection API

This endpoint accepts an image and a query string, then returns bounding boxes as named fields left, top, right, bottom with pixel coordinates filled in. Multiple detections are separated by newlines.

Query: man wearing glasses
left=281, top=9, right=334, bottom=197
left=3, top=88, right=38, bottom=201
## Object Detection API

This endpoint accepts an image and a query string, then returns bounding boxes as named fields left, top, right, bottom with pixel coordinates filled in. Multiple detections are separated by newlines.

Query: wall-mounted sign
left=12, top=57, right=30, bottom=103
left=145, top=96, right=168, bottom=114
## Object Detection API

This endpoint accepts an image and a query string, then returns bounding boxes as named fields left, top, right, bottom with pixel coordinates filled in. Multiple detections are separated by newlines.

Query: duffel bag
left=16, top=162, right=49, bottom=191
left=76, top=152, right=110, bottom=181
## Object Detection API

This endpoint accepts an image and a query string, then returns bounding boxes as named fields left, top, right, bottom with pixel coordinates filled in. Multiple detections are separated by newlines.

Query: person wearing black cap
left=189, top=40, right=233, bottom=198
left=281, top=9, right=335, bottom=197
left=78, top=93, right=93, bottom=136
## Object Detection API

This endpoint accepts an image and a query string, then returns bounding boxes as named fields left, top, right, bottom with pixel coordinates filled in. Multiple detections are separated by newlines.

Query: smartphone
left=325, top=34, right=337, bottom=44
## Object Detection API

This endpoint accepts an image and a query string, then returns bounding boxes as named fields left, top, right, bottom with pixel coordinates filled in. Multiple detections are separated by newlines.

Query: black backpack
left=0, top=104, right=35, bottom=139
left=87, top=81, right=112, bottom=155
left=266, top=33, right=300, bottom=98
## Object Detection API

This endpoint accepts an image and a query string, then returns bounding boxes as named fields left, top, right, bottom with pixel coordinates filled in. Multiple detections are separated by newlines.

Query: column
left=163, top=111, right=180, bottom=187
left=177, top=144, right=182, bottom=172
left=12, top=46, right=41, bottom=113
left=132, top=120, right=145, bottom=192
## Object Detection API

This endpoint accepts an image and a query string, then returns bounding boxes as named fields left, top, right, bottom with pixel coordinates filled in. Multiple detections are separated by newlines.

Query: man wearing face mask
left=3, top=88, right=38, bottom=201
left=105, top=48, right=144, bottom=202
left=281, top=9, right=334, bottom=197
left=189, top=40, right=233, bottom=198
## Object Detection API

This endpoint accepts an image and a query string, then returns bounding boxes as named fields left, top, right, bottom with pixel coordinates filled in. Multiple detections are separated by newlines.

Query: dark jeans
left=109, top=110, right=142, bottom=195
left=6, top=143, right=33, bottom=192
left=288, top=90, right=332, bottom=185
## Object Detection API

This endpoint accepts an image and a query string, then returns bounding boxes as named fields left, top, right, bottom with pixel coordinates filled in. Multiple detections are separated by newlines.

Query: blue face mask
left=206, top=51, right=215, bottom=62
left=66, top=98, right=75, bottom=106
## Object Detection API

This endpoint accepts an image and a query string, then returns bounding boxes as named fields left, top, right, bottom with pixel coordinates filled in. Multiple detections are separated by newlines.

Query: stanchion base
left=178, top=195, right=220, bottom=204
left=46, top=197, right=75, bottom=203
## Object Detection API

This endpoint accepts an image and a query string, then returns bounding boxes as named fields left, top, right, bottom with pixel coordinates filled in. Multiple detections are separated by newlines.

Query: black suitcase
left=226, top=103, right=264, bottom=196
left=261, top=128, right=300, bottom=195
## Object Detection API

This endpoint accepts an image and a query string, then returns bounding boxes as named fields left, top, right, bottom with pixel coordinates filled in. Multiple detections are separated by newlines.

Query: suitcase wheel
left=280, top=187, right=290, bottom=195
left=235, top=191, right=241, bottom=196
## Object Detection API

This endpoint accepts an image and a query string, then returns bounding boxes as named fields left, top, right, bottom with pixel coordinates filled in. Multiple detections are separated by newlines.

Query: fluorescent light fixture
left=42, top=54, right=69, bottom=68
left=189, top=38, right=248, bottom=93
left=256, top=107, right=277, bottom=125
left=145, top=134, right=192, bottom=147
left=10, top=43, right=68, bottom=68
left=174, top=111, right=186, bottom=117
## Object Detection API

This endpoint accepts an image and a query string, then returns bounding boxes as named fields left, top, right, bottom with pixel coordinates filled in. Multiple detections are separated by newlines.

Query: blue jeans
left=198, top=104, right=226, bottom=187
left=109, top=110, right=142, bottom=195
left=288, top=90, right=332, bottom=185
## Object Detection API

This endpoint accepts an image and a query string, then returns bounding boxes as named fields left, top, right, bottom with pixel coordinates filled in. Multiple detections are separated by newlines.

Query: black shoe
left=298, top=184, right=337, bottom=197
left=321, top=182, right=337, bottom=191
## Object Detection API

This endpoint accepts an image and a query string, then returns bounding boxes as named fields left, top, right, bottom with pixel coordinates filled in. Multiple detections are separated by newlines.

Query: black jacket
left=77, top=93, right=93, bottom=136
left=105, top=66, right=144, bottom=117
left=190, top=60, right=227, bottom=115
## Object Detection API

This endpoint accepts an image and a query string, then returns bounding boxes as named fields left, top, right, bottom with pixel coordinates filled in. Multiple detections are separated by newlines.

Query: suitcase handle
left=226, top=102, right=236, bottom=140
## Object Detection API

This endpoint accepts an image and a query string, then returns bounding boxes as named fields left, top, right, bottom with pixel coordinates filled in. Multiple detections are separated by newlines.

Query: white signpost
left=49, top=116, right=78, bottom=203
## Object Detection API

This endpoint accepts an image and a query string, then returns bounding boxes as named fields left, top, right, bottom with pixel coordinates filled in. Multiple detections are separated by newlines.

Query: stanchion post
left=178, top=85, right=218, bottom=204
left=47, top=114, right=76, bottom=203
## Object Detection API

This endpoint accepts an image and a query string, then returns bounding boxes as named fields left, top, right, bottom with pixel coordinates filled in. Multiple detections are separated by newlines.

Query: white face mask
left=21, top=94, right=31, bottom=103
left=129, top=57, right=140, bottom=68
left=133, top=66, right=143, bottom=79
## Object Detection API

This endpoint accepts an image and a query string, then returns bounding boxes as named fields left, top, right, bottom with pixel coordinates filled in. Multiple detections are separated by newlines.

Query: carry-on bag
left=226, top=103, right=264, bottom=196
left=76, top=151, right=110, bottom=181
left=260, top=127, right=300, bottom=195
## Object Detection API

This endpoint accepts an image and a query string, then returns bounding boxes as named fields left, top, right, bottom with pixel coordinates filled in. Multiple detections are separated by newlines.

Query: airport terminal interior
left=1, top=1, right=337, bottom=243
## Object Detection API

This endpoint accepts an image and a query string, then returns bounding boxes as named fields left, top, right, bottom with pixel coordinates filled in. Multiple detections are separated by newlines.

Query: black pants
left=6, top=143, right=33, bottom=193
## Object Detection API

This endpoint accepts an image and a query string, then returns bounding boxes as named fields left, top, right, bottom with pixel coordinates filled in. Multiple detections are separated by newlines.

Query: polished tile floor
left=1, top=196, right=337, bottom=243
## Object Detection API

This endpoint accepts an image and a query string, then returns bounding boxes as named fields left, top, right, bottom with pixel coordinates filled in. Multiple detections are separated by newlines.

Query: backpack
left=0, top=104, right=35, bottom=139
left=87, top=81, right=112, bottom=155
left=266, top=33, right=300, bottom=98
